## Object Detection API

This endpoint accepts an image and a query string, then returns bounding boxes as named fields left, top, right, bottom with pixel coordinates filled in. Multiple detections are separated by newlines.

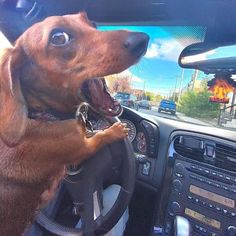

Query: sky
left=1, top=26, right=233, bottom=96
left=99, top=26, right=206, bottom=96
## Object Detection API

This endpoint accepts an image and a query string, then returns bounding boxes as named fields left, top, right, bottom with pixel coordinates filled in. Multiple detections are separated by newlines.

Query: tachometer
left=136, top=132, right=147, bottom=154
left=120, top=119, right=136, bottom=142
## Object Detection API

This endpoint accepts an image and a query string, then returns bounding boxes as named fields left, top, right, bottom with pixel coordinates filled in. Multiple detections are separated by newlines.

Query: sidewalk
left=176, top=112, right=216, bottom=126
left=222, top=118, right=236, bottom=129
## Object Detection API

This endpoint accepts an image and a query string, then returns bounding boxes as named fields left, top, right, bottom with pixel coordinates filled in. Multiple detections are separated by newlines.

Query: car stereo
left=158, top=133, right=236, bottom=236
left=164, top=158, right=236, bottom=236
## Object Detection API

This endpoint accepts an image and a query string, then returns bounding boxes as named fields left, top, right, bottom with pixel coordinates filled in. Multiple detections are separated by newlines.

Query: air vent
left=215, top=144, right=236, bottom=172
left=174, top=136, right=204, bottom=161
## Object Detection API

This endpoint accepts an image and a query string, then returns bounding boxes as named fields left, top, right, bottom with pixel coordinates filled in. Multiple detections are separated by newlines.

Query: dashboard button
left=223, top=186, right=229, bottom=191
left=223, top=209, right=228, bottom=215
left=142, top=161, right=151, bottom=176
left=191, top=165, right=197, bottom=170
left=198, top=177, right=204, bottom=182
left=211, top=172, right=217, bottom=176
left=212, top=182, right=220, bottom=188
left=208, top=204, right=214, bottom=209
left=190, top=174, right=197, bottom=180
left=207, top=180, right=212, bottom=185
left=227, top=226, right=236, bottom=236
left=187, top=195, right=193, bottom=201
left=231, top=212, right=236, bottom=217
left=194, top=198, right=199, bottom=204
left=226, top=176, right=231, bottom=181
left=175, top=163, right=185, bottom=177
left=215, top=206, right=221, bottom=212
left=217, top=173, right=224, bottom=178
left=173, top=179, right=183, bottom=193
left=170, top=202, right=181, bottom=214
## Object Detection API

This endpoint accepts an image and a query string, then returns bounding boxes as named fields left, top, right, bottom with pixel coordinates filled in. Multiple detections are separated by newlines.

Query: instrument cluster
left=91, top=118, right=148, bottom=155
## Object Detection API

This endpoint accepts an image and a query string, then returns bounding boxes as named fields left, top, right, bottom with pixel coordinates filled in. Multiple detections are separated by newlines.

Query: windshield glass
left=100, top=26, right=236, bottom=131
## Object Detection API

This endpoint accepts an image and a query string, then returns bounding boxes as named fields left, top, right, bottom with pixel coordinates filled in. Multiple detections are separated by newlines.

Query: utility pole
left=178, top=69, right=185, bottom=100
left=230, top=88, right=236, bottom=115
left=143, top=80, right=146, bottom=99
left=173, top=75, right=179, bottom=102
left=192, top=69, right=199, bottom=90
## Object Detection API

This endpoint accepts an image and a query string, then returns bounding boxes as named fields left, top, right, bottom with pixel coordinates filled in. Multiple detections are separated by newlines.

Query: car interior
left=0, top=1, right=236, bottom=236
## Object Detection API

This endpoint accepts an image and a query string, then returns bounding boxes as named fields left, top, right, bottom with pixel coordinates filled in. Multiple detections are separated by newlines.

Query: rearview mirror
left=178, top=42, right=236, bottom=74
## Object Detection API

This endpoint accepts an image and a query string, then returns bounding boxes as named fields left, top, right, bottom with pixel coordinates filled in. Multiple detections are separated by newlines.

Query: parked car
left=138, top=100, right=151, bottom=110
left=114, top=92, right=139, bottom=110
left=158, top=99, right=176, bottom=115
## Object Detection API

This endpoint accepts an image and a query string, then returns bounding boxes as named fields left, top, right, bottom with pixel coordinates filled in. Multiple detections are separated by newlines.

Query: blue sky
left=100, top=26, right=205, bottom=96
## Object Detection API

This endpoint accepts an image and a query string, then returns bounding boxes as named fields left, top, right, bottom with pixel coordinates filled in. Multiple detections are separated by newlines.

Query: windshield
left=100, top=26, right=236, bottom=131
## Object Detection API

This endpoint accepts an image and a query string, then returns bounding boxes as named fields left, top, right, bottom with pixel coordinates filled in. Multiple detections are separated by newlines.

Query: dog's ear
left=0, top=47, right=28, bottom=147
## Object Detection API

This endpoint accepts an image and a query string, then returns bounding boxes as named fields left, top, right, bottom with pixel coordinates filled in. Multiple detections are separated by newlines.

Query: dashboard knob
left=170, top=202, right=181, bottom=214
left=173, top=179, right=183, bottom=193
left=175, top=163, right=185, bottom=177
left=227, top=226, right=236, bottom=236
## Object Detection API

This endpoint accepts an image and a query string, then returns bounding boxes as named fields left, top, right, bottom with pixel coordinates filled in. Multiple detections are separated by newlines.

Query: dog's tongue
left=82, top=78, right=122, bottom=116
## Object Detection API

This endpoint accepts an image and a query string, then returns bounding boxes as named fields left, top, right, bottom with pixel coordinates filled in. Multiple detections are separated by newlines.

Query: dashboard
left=69, top=107, right=236, bottom=236
left=114, top=107, right=236, bottom=236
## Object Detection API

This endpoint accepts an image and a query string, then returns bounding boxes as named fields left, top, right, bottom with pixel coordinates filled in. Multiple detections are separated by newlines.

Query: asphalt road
left=138, top=107, right=179, bottom=120
left=137, top=107, right=213, bottom=126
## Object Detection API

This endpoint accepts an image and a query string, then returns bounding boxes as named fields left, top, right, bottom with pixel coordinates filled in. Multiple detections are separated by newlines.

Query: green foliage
left=145, top=91, right=163, bottom=103
left=178, top=88, right=220, bottom=119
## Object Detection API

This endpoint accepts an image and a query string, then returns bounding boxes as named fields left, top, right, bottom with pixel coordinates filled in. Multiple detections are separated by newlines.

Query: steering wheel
left=36, top=117, right=136, bottom=236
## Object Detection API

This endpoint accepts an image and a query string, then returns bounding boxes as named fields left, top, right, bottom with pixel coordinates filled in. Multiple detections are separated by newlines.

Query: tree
left=178, top=86, right=220, bottom=119
left=105, top=74, right=132, bottom=94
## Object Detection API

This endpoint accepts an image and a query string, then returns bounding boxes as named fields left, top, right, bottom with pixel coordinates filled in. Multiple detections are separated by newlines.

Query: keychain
left=75, top=102, right=94, bottom=137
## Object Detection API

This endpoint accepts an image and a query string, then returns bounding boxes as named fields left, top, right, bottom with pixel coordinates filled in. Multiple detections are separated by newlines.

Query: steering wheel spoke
left=73, top=180, right=104, bottom=234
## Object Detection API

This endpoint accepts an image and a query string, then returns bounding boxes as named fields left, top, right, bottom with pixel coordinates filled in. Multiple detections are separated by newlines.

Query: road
left=138, top=107, right=179, bottom=120
left=137, top=107, right=213, bottom=126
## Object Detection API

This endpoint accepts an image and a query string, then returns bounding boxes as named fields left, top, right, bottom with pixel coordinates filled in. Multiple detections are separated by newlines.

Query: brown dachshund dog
left=0, top=12, right=149, bottom=236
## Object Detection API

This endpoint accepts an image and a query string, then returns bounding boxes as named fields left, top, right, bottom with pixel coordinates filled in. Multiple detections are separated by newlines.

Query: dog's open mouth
left=78, top=78, right=122, bottom=117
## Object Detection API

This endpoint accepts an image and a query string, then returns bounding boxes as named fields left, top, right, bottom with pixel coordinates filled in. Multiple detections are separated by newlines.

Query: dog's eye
left=50, top=31, right=71, bottom=46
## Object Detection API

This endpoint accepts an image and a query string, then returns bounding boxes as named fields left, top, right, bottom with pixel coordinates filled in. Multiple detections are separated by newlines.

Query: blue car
left=158, top=99, right=176, bottom=115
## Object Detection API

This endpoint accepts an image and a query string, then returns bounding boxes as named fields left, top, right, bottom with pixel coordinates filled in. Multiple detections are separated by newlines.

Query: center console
left=158, top=134, right=236, bottom=236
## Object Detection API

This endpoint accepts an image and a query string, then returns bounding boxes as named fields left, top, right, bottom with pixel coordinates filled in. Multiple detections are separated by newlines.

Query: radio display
left=190, top=185, right=235, bottom=208
left=185, top=208, right=221, bottom=229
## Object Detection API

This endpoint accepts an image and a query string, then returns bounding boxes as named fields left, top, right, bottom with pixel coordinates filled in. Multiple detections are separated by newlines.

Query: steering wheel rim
left=36, top=117, right=136, bottom=236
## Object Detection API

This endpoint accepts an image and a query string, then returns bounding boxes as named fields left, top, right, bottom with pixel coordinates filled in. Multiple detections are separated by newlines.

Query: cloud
left=119, top=70, right=144, bottom=83
left=145, top=39, right=185, bottom=61
left=145, top=43, right=159, bottom=59
left=231, top=75, right=236, bottom=79
left=0, top=32, right=12, bottom=49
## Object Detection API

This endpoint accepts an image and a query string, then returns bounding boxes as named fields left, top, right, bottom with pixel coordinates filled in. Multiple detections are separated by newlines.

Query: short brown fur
left=0, top=12, right=137, bottom=236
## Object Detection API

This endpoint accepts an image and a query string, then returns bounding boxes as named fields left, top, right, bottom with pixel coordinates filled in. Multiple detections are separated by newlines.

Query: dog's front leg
left=76, top=121, right=129, bottom=159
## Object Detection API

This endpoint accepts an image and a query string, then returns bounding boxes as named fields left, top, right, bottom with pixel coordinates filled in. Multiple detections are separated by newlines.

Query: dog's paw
left=104, top=122, right=129, bottom=143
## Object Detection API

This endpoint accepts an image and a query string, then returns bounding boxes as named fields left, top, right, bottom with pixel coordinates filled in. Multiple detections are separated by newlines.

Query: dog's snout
left=123, top=32, right=149, bottom=57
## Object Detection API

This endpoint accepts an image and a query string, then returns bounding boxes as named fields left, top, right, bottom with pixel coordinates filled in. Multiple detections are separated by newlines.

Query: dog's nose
left=123, top=32, right=149, bottom=57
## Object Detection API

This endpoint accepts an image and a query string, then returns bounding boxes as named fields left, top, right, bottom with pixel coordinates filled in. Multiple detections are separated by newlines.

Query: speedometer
left=120, top=119, right=136, bottom=142
left=96, top=119, right=110, bottom=130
